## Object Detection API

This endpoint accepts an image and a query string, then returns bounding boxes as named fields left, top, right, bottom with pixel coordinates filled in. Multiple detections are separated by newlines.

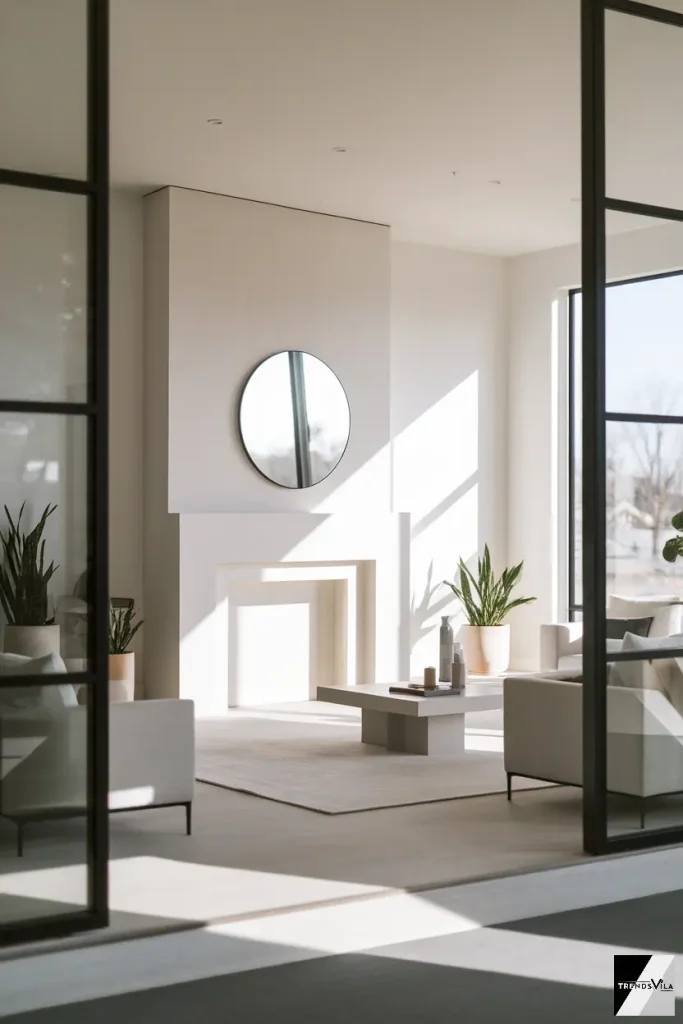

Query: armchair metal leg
left=640, top=799, right=646, bottom=830
left=506, top=773, right=512, bottom=801
left=185, top=802, right=192, bottom=836
left=17, top=821, right=24, bottom=858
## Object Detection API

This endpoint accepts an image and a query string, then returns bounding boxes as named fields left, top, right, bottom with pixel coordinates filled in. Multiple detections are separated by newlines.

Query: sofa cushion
left=605, top=616, right=653, bottom=639
left=558, top=654, right=583, bottom=671
left=607, top=595, right=683, bottom=637
left=0, top=652, right=77, bottom=710
left=610, top=631, right=683, bottom=713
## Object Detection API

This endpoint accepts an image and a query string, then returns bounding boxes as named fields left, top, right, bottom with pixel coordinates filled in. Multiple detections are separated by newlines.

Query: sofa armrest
left=109, top=699, right=195, bottom=809
left=540, top=622, right=584, bottom=671
left=504, top=675, right=583, bottom=785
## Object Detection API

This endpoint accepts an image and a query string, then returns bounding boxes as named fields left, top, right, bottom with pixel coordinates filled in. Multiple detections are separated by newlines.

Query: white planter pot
left=109, top=652, right=135, bottom=702
left=460, top=624, right=510, bottom=676
left=3, top=624, right=60, bottom=660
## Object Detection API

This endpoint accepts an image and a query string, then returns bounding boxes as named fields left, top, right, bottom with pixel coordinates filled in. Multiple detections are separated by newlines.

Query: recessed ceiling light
left=332, top=146, right=347, bottom=153
left=207, top=118, right=223, bottom=125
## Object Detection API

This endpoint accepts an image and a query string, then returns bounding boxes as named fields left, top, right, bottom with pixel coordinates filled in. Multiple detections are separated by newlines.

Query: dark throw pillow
left=605, top=616, right=653, bottom=640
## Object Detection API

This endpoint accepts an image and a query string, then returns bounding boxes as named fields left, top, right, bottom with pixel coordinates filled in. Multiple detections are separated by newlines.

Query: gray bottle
left=451, top=641, right=468, bottom=691
left=439, top=616, right=454, bottom=682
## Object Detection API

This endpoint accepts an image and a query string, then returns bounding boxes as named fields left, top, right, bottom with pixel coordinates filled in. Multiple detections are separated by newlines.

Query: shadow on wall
left=179, top=362, right=498, bottom=690
left=395, top=372, right=482, bottom=676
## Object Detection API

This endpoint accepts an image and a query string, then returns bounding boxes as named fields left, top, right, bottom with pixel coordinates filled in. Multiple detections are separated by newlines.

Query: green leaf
left=663, top=536, right=683, bottom=563
left=0, top=503, right=59, bottom=625
left=442, top=546, right=536, bottom=625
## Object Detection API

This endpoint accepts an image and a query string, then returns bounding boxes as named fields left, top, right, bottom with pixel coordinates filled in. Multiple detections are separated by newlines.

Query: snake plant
left=0, top=503, right=58, bottom=626
left=108, top=603, right=144, bottom=654
left=442, top=544, right=536, bottom=626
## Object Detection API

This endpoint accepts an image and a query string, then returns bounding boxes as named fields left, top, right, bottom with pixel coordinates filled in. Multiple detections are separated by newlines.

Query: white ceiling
left=104, top=0, right=683, bottom=255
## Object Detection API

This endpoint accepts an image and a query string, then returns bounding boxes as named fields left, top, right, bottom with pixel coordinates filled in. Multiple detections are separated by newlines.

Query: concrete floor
left=4, top=698, right=679, bottom=955
left=4, top=849, right=683, bottom=1020
left=0, top=778, right=587, bottom=952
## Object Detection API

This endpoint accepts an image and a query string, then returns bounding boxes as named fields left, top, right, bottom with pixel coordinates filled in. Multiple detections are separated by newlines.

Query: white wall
left=143, top=189, right=179, bottom=699
left=109, top=190, right=145, bottom=637
left=390, top=241, right=508, bottom=675
left=142, top=190, right=512, bottom=698
left=167, top=188, right=392, bottom=514
left=508, top=220, right=683, bottom=669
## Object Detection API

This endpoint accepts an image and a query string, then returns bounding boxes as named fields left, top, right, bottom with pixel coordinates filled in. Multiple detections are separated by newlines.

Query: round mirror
left=238, top=351, right=351, bottom=488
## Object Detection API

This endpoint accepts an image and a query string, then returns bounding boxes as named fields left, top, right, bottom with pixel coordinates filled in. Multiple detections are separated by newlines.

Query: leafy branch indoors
left=0, top=503, right=58, bottom=627
left=442, top=544, right=536, bottom=627
left=108, top=603, right=144, bottom=654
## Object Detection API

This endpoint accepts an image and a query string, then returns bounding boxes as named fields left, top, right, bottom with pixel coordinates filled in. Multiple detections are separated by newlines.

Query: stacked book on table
left=389, top=683, right=465, bottom=697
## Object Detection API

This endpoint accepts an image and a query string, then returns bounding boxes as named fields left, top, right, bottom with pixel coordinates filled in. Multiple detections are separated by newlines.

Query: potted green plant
left=442, top=545, right=536, bottom=675
left=0, top=503, right=60, bottom=659
left=109, top=603, right=144, bottom=701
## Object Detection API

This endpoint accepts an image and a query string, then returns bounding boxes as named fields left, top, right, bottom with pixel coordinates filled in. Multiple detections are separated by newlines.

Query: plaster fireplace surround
left=179, top=513, right=409, bottom=717
left=143, top=186, right=399, bottom=714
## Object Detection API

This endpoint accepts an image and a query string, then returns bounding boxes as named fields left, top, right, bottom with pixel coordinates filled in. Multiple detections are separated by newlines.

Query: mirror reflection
left=239, top=351, right=350, bottom=488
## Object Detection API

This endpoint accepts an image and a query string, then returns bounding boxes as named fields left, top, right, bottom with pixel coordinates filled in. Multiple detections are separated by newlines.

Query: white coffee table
left=316, top=683, right=503, bottom=756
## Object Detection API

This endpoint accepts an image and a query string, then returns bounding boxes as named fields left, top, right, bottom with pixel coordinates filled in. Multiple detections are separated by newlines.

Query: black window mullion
left=0, top=673, right=97, bottom=689
left=606, top=196, right=683, bottom=222
left=86, top=0, right=109, bottom=927
left=0, top=401, right=95, bottom=416
left=606, top=0, right=683, bottom=30
left=0, top=168, right=93, bottom=195
left=581, top=0, right=608, bottom=856
left=0, top=0, right=109, bottom=947
left=568, top=291, right=577, bottom=621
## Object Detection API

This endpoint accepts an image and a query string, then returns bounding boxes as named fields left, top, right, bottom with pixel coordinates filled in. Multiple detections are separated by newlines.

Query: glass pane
left=606, top=651, right=683, bottom=838
left=0, top=414, right=89, bottom=674
left=606, top=420, right=683, bottom=601
left=0, top=682, right=89, bottom=920
left=606, top=272, right=683, bottom=416
left=0, top=0, right=87, bottom=178
left=604, top=211, right=683, bottom=417
left=606, top=10, right=683, bottom=210
left=0, top=185, right=88, bottom=403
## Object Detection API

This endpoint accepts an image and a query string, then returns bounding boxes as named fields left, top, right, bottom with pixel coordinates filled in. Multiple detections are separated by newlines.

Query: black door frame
left=0, top=0, right=109, bottom=944
left=582, top=0, right=683, bottom=854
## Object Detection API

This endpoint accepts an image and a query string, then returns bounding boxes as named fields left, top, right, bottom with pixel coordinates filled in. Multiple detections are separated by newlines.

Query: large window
left=569, top=271, right=683, bottom=619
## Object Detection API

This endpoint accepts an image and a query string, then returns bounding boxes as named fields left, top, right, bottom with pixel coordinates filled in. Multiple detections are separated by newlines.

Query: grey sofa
left=0, top=698, right=195, bottom=855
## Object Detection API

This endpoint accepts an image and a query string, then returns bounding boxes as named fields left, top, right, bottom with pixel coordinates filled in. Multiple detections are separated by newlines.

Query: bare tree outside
left=606, top=386, right=683, bottom=595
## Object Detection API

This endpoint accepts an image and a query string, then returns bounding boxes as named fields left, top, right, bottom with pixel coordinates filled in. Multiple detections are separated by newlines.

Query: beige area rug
left=195, top=702, right=554, bottom=814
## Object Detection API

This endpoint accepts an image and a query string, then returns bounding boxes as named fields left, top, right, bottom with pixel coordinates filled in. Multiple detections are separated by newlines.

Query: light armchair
left=0, top=698, right=195, bottom=855
left=504, top=673, right=683, bottom=824
left=540, top=622, right=584, bottom=672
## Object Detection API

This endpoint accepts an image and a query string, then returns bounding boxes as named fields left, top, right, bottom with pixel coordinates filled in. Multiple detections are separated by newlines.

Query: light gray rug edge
left=195, top=773, right=558, bottom=815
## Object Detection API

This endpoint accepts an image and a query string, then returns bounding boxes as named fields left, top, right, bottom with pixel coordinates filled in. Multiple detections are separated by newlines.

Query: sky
left=574, top=273, right=683, bottom=415
left=573, top=274, right=683, bottom=479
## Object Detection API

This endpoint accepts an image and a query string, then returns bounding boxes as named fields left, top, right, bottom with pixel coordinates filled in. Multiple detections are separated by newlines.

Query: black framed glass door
left=582, top=0, right=683, bottom=853
left=0, top=0, right=109, bottom=943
